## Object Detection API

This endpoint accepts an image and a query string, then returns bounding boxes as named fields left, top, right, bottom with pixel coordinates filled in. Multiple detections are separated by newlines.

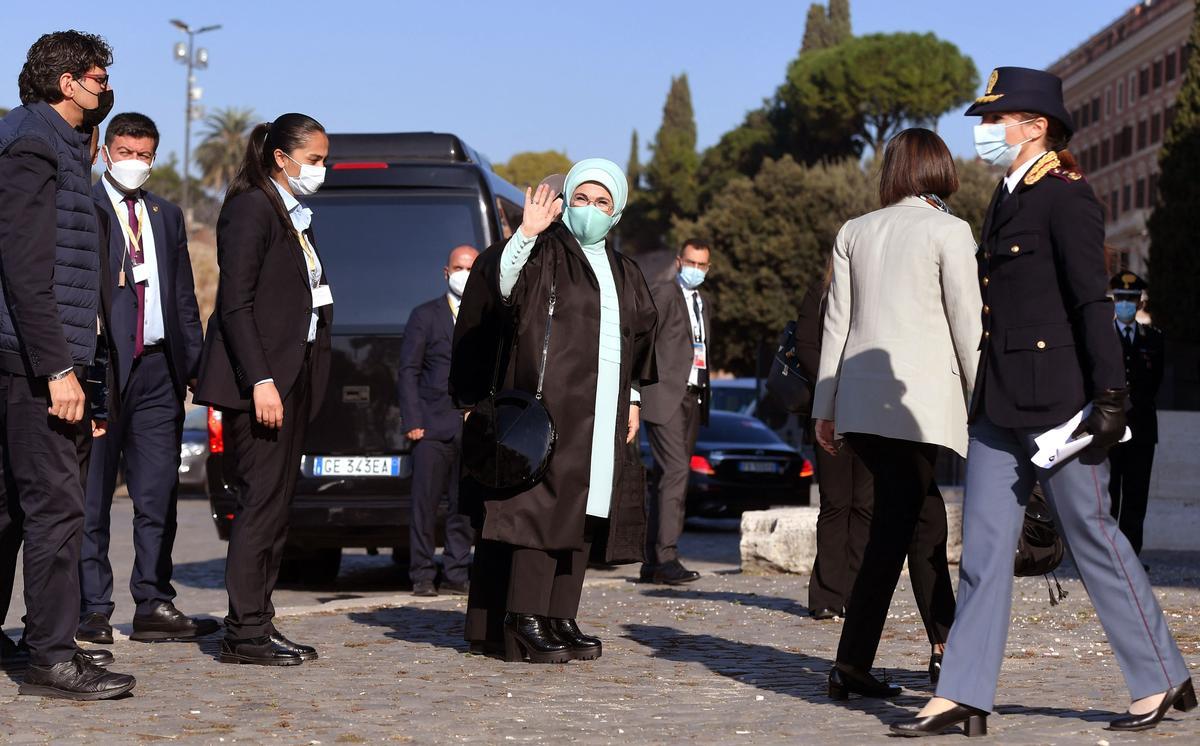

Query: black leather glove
left=1071, top=388, right=1127, bottom=450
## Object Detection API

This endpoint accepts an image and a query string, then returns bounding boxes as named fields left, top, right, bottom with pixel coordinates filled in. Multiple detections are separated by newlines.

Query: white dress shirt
left=103, top=176, right=164, bottom=347
left=1003, top=150, right=1048, bottom=194
left=679, top=278, right=706, bottom=387
left=1116, top=319, right=1136, bottom=344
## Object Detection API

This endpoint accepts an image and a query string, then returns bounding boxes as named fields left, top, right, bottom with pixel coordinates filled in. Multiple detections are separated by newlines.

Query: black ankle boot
left=548, top=618, right=602, bottom=661
left=502, top=613, right=572, bottom=664
left=828, top=663, right=901, bottom=700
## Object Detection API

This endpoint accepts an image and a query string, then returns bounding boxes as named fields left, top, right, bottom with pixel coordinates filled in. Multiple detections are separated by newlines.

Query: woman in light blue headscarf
left=451, top=158, right=658, bottom=664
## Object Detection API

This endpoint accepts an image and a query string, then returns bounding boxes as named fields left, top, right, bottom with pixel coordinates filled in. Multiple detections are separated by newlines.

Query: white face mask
left=105, top=146, right=152, bottom=192
left=447, top=269, right=469, bottom=298
left=283, top=152, right=326, bottom=196
left=973, top=118, right=1035, bottom=168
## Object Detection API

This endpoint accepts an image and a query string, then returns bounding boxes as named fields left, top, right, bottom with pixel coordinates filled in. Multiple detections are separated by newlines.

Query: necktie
left=692, top=291, right=709, bottom=387
left=124, top=195, right=145, bottom=358
left=1126, top=327, right=1134, bottom=346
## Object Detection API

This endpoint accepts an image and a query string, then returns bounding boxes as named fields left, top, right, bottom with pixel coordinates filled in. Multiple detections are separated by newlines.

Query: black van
left=204, top=132, right=525, bottom=582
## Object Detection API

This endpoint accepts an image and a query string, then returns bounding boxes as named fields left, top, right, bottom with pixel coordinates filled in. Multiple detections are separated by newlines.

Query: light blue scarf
left=562, top=158, right=628, bottom=250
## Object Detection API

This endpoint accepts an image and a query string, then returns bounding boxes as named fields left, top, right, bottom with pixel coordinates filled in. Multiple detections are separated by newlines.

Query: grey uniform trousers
left=936, top=414, right=1190, bottom=712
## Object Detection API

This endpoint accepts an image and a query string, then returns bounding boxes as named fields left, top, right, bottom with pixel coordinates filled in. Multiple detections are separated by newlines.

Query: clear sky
left=0, top=0, right=1139, bottom=176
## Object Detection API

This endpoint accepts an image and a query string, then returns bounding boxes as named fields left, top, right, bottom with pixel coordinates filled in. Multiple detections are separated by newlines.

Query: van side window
left=497, top=198, right=523, bottom=240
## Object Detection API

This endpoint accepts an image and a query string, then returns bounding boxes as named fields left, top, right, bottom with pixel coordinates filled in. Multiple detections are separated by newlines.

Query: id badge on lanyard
left=692, top=341, right=708, bottom=370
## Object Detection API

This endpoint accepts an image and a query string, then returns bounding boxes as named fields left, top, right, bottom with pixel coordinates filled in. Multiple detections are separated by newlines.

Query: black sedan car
left=641, top=410, right=813, bottom=518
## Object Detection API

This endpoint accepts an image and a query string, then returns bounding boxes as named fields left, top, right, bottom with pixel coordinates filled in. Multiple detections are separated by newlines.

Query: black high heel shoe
left=502, top=613, right=573, bottom=664
left=928, top=650, right=942, bottom=686
left=890, top=703, right=989, bottom=737
left=1107, top=678, right=1197, bottom=732
left=828, top=663, right=901, bottom=700
left=548, top=618, right=602, bottom=661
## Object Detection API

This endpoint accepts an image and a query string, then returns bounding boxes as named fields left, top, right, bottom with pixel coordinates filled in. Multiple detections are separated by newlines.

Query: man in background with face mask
left=399, top=245, right=478, bottom=596
left=639, top=238, right=713, bottom=585
left=0, top=30, right=137, bottom=699
left=1106, top=271, right=1163, bottom=558
left=76, top=112, right=210, bottom=648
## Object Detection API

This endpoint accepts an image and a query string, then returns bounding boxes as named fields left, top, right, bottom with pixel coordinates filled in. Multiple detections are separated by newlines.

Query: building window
left=1117, top=80, right=1124, bottom=112
left=1121, top=125, right=1134, bottom=158
left=1151, top=111, right=1162, bottom=144
left=1110, top=189, right=1119, bottom=220
left=1088, top=144, right=1099, bottom=172
left=1091, top=96, right=1101, bottom=123
left=1105, top=87, right=1112, bottom=116
left=1153, top=59, right=1163, bottom=89
left=1148, top=172, right=1159, bottom=208
left=1081, top=105, right=1091, bottom=129
left=1101, top=138, right=1111, bottom=168
left=1139, top=67, right=1150, bottom=97
left=1165, top=104, right=1177, bottom=133
left=1135, top=178, right=1146, bottom=209
left=1166, top=50, right=1178, bottom=82
left=1137, top=119, right=1148, bottom=150
left=1123, top=184, right=1131, bottom=212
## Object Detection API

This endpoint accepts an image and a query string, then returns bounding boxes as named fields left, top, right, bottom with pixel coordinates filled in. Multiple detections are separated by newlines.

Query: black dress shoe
left=929, top=651, right=943, bottom=686
left=890, top=703, right=989, bottom=737
left=77, top=612, right=114, bottom=644
left=412, top=580, right=438, bottom=597
left=652, top=560, right=701, bottom=585
left=269, top=631, right=318, bottom=661
left=218, top=636, right=304, bottom=666
left=638, top=563, right=657, bottom=582
left=828, top=663, right=902, bottom=700
left=76, top=646, right=113, bottom=668
left=502, top=613, right=573, bottom=664
left=18, top=653, right=135, bottom=700
left=548, top=618, right=602, bottom=661
left=130, top=603, right=220, bottom=642
left=809, top=607, right=840, bottom=620
left=1108, top=678, right=1197, bottom=732
left=440, top=580, right=469, bottom=595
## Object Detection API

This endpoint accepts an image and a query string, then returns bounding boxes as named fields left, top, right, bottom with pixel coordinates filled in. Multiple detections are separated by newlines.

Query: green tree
left=673, top=156, right=876, bottom=373
left=194, top=107, right=256, bottom=193
left=626, top=130, right=642, bottom=192
left=493, top=150, right=572, bottom=189
left=697, top=107, right=779, bottom=208
left=1148, top=2, right=1200, bottom=343
left=828, top=0, right=852, bottom=42
left=646, top=74, right=700, bottom=227
left=144, top=153, right=219, bottom=226
left=801, top=4, right=835, bottom=53
left=779, top=33, right=978, bottom=155
left=947, top=157, right=1001, bottom=241
left=0, top=107, right=9, bottom=118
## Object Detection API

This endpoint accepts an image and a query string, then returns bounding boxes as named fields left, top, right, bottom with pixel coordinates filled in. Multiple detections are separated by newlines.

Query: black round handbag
left=1014, top=483, right=1065, bottom=578
left=461, top=258, right=559, bottom=490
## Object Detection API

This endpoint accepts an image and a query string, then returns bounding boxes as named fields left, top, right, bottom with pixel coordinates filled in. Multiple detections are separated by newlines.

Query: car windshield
left=701, top=415, right=783, bottom=445
left=710, top=385, right=759, bottom=415
left=304, top=191, right=487, bottom=327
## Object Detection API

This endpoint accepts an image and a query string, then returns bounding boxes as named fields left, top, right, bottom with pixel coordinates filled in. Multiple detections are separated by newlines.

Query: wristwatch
left=47, top=368, right=73, bottom=382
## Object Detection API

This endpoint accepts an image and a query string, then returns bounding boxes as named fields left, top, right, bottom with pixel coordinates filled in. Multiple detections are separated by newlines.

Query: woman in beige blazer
left=812, top=128, right=983, bottom=700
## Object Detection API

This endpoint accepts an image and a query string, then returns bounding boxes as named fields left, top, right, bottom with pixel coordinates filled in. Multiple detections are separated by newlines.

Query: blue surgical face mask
left=563, top=205, right=615, bottom=246
left=1114, top=300, right=1138, bottom=324
left=973, top=118, right=1035, bottom=167
left=679, top=266, right=707, bottom=289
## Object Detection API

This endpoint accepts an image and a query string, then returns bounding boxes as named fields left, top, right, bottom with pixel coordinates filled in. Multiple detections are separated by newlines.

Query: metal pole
left=182, top=29, right=194, bottom=228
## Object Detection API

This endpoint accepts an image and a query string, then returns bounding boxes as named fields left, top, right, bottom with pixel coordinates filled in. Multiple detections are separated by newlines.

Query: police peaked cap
left=965, top=67, right=1075, bottom=136
left=1110, top=271, right=1148, bottom=292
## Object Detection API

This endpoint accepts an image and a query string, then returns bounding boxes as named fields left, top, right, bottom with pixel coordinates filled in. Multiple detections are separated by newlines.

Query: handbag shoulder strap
left=535, top=245, right=558, bottom=400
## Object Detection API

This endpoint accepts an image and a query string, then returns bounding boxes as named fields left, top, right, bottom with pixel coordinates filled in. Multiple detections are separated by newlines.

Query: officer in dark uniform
left=1107, top=271, right=1163, bottom=556
left=893, top=67, right=1193, bottom=738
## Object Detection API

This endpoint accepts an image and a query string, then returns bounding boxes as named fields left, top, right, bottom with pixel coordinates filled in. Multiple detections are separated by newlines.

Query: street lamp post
left=170, top=19, right=221, bottom=227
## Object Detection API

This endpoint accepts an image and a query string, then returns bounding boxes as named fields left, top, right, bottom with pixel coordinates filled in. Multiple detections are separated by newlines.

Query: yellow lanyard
left=115, top=199, right=144, bottom=257
left=296, top=231, right=319, bottom=288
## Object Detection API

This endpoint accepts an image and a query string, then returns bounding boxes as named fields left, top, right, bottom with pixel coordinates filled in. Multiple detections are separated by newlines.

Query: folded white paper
left=1031, top=404, right=1132, bottom=469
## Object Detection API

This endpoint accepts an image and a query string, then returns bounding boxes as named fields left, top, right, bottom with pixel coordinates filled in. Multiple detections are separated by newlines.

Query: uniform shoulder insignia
left=1023, top=151, right=1060, bottom=186
left=1047, top=166, right=1084, bottom=182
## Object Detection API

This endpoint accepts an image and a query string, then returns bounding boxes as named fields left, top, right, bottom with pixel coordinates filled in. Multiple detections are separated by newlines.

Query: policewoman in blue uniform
left=1106, top=271, right=1163, bottom=558
left=892, top=68, right=1194, bottom=737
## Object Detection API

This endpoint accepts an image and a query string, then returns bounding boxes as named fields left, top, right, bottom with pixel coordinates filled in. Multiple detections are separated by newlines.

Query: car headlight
left=180, top=442, right=206, bottom=458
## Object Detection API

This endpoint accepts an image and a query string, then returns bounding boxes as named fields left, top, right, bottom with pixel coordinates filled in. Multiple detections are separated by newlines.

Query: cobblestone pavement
left=2, top=499, right=1198, bottom=744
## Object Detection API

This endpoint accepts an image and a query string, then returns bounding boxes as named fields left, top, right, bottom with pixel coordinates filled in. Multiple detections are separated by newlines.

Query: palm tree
left=194, top=107, right=257, bottom=194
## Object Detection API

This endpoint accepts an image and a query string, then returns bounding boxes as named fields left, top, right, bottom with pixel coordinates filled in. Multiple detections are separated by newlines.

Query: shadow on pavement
left=639, top=587, right=811, bottom=619
left=347, top=606, right=467, bottom=653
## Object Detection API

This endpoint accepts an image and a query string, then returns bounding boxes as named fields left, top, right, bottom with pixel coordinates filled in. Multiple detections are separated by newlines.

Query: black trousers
left=81, top=350, right=184, bottom=617
left=808, top=441, right=872, bottom=612
left=0, top=372, right=91, bottom=665
left=223, top=351, right=313, bottom=639
left=644, top=391, right=701, bottom=565
left=1108, top=436, right=1156, bottom=555
left=464, top=521, right=596, bottom=645
left=835, top=433, right=955, bottom=670
left=408, top=437, right=473, bottom=586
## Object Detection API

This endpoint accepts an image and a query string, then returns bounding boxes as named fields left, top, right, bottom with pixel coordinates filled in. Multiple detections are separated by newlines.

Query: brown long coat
left=450, top=222, right=658, bottom=562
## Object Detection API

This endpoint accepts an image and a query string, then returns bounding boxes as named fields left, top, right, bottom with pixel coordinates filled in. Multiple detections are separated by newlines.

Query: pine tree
left=801, top=3, right=835, bottom=53
left=626, top=129, right=641, bottom=192
left=828, top=0, right=852, bottom=43
left=1148, top=1, right=1200, bottom=343
left=646, top=74, right=700, bottom=225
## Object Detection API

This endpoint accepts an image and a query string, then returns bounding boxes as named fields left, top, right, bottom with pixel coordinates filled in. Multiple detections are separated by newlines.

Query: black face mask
left=79, top=88, right=114, bottom=130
